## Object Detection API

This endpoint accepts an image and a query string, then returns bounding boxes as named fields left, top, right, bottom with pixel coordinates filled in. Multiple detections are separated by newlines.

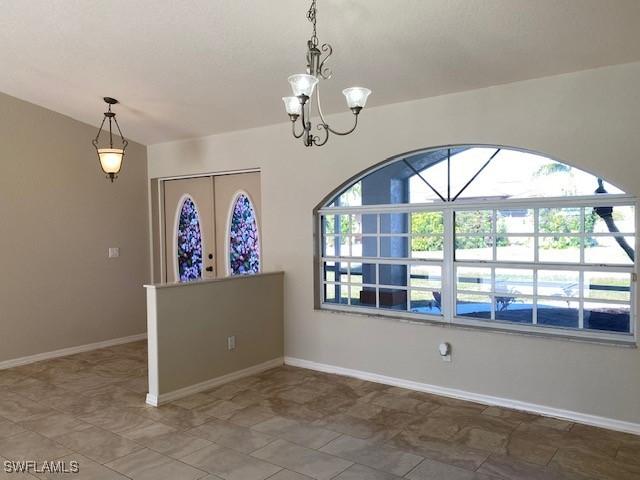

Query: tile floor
left=0, top=340, right=638, bottom=479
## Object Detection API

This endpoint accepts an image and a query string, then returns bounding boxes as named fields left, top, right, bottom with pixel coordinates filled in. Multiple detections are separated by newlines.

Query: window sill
left=318, top=304, right=637, bottom=348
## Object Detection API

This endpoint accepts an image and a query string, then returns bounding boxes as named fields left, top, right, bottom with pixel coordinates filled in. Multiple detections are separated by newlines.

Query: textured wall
left=0, top=92, right=149, bottom=363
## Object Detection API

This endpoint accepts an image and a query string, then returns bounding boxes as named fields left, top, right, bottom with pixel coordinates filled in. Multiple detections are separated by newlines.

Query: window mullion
left=579, top=207, right=585, bottom=329
left=406, top=263, right=411, bottom=312
left=533, top=268, right=538, bottom=325
left=491, top=266, right=496, bottom=321
left=580, top=207, right=585, bottom=264
left=492, top=209, right=497, bottom=261
left=579, top=269, right=584, bottom=329
left=444, top=209, right=455, bottom=322
left=376, top=213, right=380, bottom=309
left=534, top=207, right=539, bottom=263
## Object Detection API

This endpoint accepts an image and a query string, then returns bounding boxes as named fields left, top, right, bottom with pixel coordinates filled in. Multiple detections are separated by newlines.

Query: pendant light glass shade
left=97, top=148, right=124, bottom=175
left=288, top=74, right=319, bottom=97
left=282, top=96, right=302, bottom=115
left=342, top=87, right=372, bottom=109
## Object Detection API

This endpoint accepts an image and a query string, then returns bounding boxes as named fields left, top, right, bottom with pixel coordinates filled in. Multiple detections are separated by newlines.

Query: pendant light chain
left=307, top=0, right=318, bottom=47
left=108, top=103, right=114, bottom=148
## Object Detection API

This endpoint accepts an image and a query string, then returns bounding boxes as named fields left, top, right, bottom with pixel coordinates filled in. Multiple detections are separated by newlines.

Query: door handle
left=205, top=266, right=214, bottom=272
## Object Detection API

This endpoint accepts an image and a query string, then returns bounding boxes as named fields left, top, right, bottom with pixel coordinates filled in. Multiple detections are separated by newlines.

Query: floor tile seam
left=262, top=467, right=288, bottom=480
left=51, top=423, right=148, bottom=464
left=141, top=433, right=200, bottom=458
left=541, top=445, right=560, bottom=467
left=234, top=440, right=291, bottom=473
left=402, top=457, right=427, bottom=479
left=0, top=417, right=33, bottom=439
left=0, top=389, right=69, bottom=414
left=116, top=418, right=178, bottom=437
left=247, top=416, right=343, bottom=446
left=0, top=448, right=73, bottom=464
left=223, top=434, right=281, bottom=455
left=15, top=417, right=94, bottom=440
left=326, top=459, right=357, bottom=479
left=248, top=424, right=325, bottom=449
left=315, top=431, right=344, bottom=450
left=473, top=453, right=506, bottom=479
left=87, top=444, right=147, bottom=466
left=547, top=442, right=580, bottom=469
left=247, top=439, right=353, bottom=474
left=317, top=433, right=426, bottom=473
left=119, top=448, right=213, bottom=478
left=92, top=459, right=136, bottom=480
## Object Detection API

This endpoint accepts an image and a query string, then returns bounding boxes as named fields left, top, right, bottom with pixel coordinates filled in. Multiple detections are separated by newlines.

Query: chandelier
left=283, top=0, right=371, bottom=147
left=92, top=97, right=128, bottom=182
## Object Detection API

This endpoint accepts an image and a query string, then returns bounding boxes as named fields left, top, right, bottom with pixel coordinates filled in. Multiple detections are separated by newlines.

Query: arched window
left=317, top=146, right=636, bottom=342
left=177, top=197, right=203, bottom=282
left=229, top=193, right=261, bottom=275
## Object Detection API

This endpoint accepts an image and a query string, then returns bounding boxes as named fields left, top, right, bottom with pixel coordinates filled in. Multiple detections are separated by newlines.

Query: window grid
left=319, top=198, right=636, bottom=339
left=321, top=258, right=444, bottom=315
left=454, top=265, right=631, bottom=325
left=452, top=207, right=635, bottom=267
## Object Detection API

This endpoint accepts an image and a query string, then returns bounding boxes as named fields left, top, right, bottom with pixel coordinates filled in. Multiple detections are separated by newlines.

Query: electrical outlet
left=227, top=335, right=236, bottom=351
left=108, top=247, right=120, bottom=258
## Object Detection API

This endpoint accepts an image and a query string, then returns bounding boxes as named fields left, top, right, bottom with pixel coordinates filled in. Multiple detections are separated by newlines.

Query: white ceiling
left=1, top=0, right=640, bottom=145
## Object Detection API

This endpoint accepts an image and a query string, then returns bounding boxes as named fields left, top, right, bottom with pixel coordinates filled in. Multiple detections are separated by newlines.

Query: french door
left=162, top=172, right=261, bottom=283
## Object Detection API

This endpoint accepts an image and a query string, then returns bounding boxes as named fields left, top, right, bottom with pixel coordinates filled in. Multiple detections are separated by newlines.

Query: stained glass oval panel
left=229, top=194, right=260, bottom=275
left=177, top=197, right=203, bottom=282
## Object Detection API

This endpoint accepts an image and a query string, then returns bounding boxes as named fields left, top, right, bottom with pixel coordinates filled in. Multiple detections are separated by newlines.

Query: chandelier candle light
left=283, top=0, right=371, bottom=147
left=92, top=97, right=128, bottom=182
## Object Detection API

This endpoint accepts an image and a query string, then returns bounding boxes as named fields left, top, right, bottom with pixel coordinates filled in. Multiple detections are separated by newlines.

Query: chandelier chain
left=307, top=0, right=318, bottom=46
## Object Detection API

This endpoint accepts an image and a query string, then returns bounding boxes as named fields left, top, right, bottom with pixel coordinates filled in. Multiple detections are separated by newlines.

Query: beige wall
left=148, top=62, right=640, bottom=424
left=0, top=92, right=148, bottom=363
left=146, top=272, right=284, bottom=399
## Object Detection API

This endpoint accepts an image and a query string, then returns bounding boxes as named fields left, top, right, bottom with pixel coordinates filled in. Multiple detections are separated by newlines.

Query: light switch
left=108, top=247, right=120, bottom=258
left=228, top=335, right=236, bottom=351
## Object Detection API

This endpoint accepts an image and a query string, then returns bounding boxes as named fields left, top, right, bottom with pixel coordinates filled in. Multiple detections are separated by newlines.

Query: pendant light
left=92, top=97, right=128, bottom=182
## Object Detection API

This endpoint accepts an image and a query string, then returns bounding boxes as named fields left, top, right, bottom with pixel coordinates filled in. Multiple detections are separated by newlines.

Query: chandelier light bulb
left=342, top=87, right=372, bottom=109
left=288, top=74, right=319, bottom=97
left=282, top=96, right=302, bottom=116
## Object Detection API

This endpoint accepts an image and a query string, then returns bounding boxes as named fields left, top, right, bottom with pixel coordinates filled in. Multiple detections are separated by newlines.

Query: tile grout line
left=403, top=458, right=426, bottom=478
left=262, top=466, right=286, bottom=479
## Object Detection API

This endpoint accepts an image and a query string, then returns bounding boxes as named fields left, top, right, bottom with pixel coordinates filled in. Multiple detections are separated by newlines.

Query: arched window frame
left=314, top=145, right=637, bottom=344
left=226, top=190, right=262, bottom=276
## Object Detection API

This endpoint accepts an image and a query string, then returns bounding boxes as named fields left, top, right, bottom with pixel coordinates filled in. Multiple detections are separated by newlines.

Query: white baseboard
left=284, top=356, right=640, bottom=436
left=0, top=333, right=147, bottom=370
left=146, top=357, right=283, bottom=406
